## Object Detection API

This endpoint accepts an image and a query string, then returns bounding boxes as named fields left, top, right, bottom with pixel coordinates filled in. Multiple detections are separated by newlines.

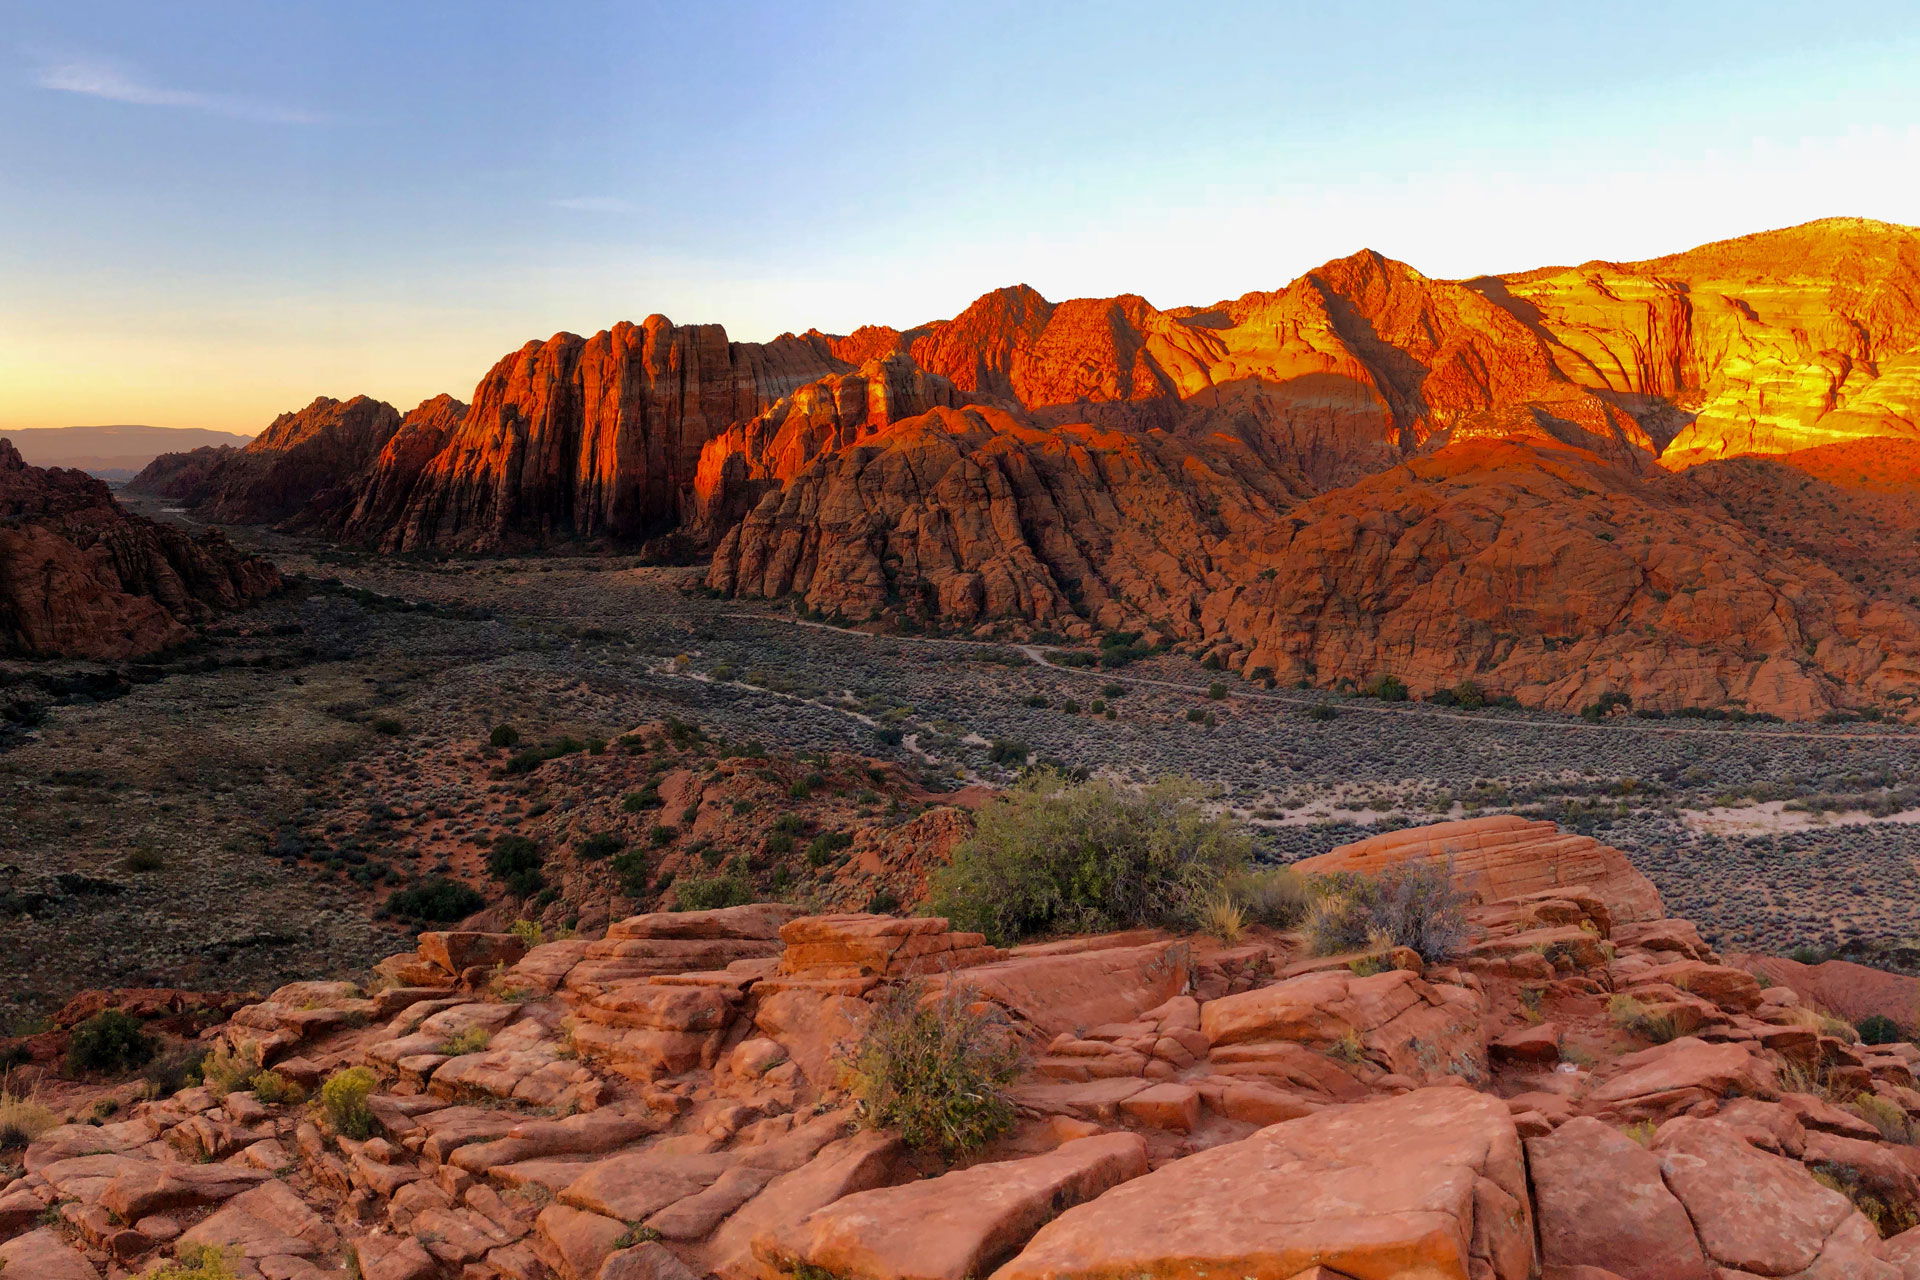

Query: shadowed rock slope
left=12, top=816, right=1920, bottom=1278
left=0, top=440, right=279, bottom=658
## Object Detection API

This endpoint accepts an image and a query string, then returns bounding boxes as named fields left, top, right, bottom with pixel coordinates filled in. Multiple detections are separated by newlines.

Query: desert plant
left=1216, top=865, right=1311, bottom=928
left=317, top=1066, right=378, bottom=1139
left=1849, top=1093, right=1917, bottom=1143
left=1303, top=861, right=1470, bottom=963
left=1620, top=1119, right=1658, bottom=1146
left=1858, top=1014, right=1906, bottom=1045
left=488, top=724, right=521, bottom=748
left=145, top=1244, right=242, bottom=1280
left=487, top=834, right=545, bottom=897
left=841, top=982, right=1020, bottom=1156
left=1199, top=895, right=1247, bottom=944
left=675, top=873, right=751, bottom=911
left=199, top=1043, right=262, bottom=1099
left=65, top=1009, right=155, bottom=1075
left=437, top=1027, right=492, bottom=1056
left=0, top=1088, right=56, bottom=1149
left=575, top=832, right=623, bottom=862
left=387, top=876, right=484, bottom=923
left=929, top=770, right=1251, bottom=945
left=248, top=1069, right=305, bottom=1105
left=1607, top=994, right=1681, bottom=1044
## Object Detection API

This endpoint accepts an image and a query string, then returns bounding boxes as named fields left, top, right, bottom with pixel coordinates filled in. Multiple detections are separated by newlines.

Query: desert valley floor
left=4, top=499, right=1919, bottom=1024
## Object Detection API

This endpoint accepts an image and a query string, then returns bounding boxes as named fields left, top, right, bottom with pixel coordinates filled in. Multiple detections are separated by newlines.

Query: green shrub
left=387, top=876, right=484, bottom=922
left=1304, top=861, right=1470, bottom=962
left=248, top=1069, right=305, bottom=1105
left=488, top=834, right=545, bottom=897
left=675, top=873, right=751, bottom=911
left=488, top=724, right=521, bottom=748
left=1207, top=682, right=1227, bottom=700
left=145, top=1244, right=242, bottom=1280
left=929, top=769, right=1251, bottom=945
left=318, top=1066, right=377, bottom=1139
left=1858, top=1014, right=1906, bottom=1046
left=806, top=831, right=854, bottom=867
left=1302, top=703, right=1337, bottom=721
left=611, top=850, right=651, bottom=897
left=987, top=739, right=1030, bottom=766
left=575, top=832, right=623, bottom=861
left=842, top=981, right=1020, bottom=1156
left=200, top=1043, right=262, bottom=1098
left=66, top=1009, right=155, bottom=1074
left=1214, top=865, right=1312, bottom=928
left=370, top=716, right=406, bottom=736
left=1361, top=674, right=1409, bottom=701
left=622, top=787, right=663, bottom=813
left=437, top=1027, right=492, bottom=1056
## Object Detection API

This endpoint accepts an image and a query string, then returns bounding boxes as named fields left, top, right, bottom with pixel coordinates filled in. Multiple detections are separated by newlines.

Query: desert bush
left=575, top=832, right=623, bottom=861
left=1857, top=1014, right=1905, bottom=1045
left=318, top=1066, right=377, bottom=1139
left=488, top=834, right=545, bottom=897
left=488, top=724, right=521, bottom=748
left=139, top=1044, right=209, bottom=1097
left=0, top=1088, right=56, bottom=1149
left=1849, top=1093, right=1917, bottom=1143
left=145, top=1244, right=242, bottom=1280
left=248, top=1069, right=305, bottom=1105
left=986, top=739, right=1029, bottom=766
left=1216, top=865, right=1312, bottom=928
left=842, top=981, right=1020, bottom=1156
left=611, top=850, right=652, bottom=898
left=676, top=873, right=751, bottom=911
left=1361, top=674, right=1409, bottom=701
left=1303, top=861, right=1469, bottom=962
left=1607, top=994, right=1681, bottom=1044
left=929, top=770, right=1251, bottom=945
left=200, top=1043, right=262, bottom=1099
left=387, top=876, right=484, bottom=922
left=1199, top=895, right=1247, bottom=943
left=66, top=1009, right=155, bottom=1074
left=1302, top=703, right=1337, bottom=721
left=437, top=1027, right=492, bottom=1056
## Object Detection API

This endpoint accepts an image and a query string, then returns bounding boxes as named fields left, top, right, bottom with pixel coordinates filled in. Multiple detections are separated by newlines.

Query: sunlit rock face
left=1491, top=217, right=1920, bottom=465
left=352, top=318, right=844, bottom=552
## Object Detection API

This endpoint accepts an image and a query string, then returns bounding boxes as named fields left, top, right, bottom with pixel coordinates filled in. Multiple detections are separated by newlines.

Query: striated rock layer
left=0, top=440, right=279, bottom=658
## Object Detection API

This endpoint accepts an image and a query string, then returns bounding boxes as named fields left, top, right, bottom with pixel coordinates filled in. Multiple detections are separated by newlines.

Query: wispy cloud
left=35, top=56, right=324, bottom=124
left=551, top=196, right=636, bottom=214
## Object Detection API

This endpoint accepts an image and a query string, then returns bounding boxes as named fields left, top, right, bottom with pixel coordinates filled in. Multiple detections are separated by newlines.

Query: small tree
left=66, top=1009, right=155, bottom=1074
left=842, top=981, right=1020, bottom=1156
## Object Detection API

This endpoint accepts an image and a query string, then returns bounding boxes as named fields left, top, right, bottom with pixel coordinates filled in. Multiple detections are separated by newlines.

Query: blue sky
left=5, top=0, right=1920, bottom=432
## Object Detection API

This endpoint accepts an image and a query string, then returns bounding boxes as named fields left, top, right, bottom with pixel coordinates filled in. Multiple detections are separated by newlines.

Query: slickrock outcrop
left=0, top=439, right=279, bottom=658
left=1292, top=814, right=1666, bottom=922
left=13, top=828, right=1920, bottom=1274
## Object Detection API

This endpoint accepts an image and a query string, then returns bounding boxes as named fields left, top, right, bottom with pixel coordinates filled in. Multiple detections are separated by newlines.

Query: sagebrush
left=841, top=981, right=1020, bottom=1156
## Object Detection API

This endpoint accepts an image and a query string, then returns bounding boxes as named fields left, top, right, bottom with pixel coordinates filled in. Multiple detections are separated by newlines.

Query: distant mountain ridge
left=125, top=217, right=1920, bottom=718
left=4, top=424, right=255, bottom=481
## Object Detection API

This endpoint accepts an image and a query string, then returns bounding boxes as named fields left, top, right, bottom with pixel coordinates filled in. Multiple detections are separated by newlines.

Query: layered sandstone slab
left=993, top=1087, right=1534, bottom=1280
left=1292, top=815, right=1665, bottom=923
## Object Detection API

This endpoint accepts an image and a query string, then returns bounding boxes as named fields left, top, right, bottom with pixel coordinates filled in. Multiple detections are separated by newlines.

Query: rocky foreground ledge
left=7, top=816, right=1920, bottom=1279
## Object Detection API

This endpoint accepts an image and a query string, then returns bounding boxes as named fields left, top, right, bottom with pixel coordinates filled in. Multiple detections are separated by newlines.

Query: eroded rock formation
left=11, top=815, right=1920, bottom=1278
left=0, top=440, right=280, bottom=658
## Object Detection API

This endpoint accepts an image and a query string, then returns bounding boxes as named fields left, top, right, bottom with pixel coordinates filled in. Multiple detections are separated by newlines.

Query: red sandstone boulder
left=1527, top=1116, right=1713, bottom=1280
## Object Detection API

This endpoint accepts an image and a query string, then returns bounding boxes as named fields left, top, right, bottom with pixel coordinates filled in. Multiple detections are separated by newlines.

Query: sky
left=5, top=1, right=1920, bottom=434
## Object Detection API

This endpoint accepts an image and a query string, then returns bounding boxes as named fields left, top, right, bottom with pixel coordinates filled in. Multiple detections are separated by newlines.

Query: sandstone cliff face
left=131, top=395, right=404, bottom=526
left=0, top=440, right=279, bottom=658
left=689, top=355, right=966, bottom=540
left=713, top=424, right=1920, bottom=716
left=303, top=393, right=469, bottom=539
left=348, top=319, right=843, bottom=552
left=708, top=404, right=1311, bottom=633
left=1493, top=217, right=1920, bottom=465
